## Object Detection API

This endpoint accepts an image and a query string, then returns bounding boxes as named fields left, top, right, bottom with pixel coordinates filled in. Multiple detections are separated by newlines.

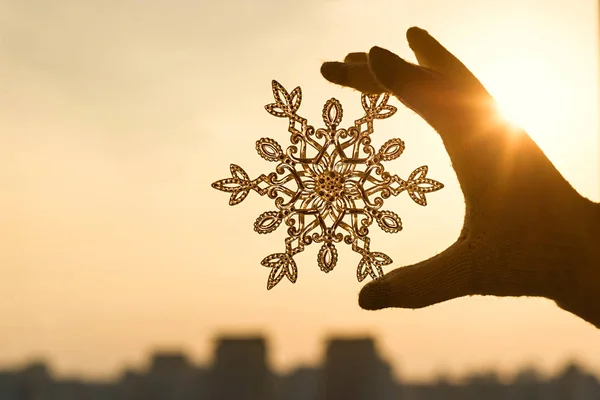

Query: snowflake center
left=315, top=171, right=345, bottom=203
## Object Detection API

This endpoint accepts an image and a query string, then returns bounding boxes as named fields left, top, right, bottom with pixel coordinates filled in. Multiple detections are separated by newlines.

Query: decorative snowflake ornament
left=212, top=80, right=444, bottom=290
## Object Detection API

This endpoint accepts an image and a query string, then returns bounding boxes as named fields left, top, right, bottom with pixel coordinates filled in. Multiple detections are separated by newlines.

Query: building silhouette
left=553, top=363, right=600, bottom=400
left=137, top=352, right=205, bottom=400
left=319, top=337, right=397, bottom=400
left=13, top=362, right=53, bottom=400
left=208, top=336, right=273, bottom=400
left=277, top=367, right=319, bottom=400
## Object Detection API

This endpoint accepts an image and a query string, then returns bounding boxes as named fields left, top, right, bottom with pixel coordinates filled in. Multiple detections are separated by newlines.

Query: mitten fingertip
left=358, top=279, right=391, bottom=310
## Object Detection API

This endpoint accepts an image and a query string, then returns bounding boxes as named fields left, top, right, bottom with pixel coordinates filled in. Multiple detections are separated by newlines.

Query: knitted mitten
left=320, top=27, right=600, bottom=328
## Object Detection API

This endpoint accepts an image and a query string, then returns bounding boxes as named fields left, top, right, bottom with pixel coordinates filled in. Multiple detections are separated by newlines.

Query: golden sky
left=0, top=0, right=599, bottom=382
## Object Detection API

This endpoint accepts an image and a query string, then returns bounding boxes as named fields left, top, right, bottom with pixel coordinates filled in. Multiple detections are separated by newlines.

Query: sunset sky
left=0, top=0, right=599, bottom=382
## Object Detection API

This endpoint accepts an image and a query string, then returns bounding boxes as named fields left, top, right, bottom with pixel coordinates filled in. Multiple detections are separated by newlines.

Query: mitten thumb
left=359, top=240, right=474, bottom=310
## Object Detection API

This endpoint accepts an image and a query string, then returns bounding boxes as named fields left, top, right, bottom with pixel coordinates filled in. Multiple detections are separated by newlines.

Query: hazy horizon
left=1, top=0, right=599, bottom=383
left=1, top=334, right=596, bottom=385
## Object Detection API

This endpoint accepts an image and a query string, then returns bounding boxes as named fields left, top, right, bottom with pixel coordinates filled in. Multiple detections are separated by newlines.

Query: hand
left=320, top=27, right=600, bottom=327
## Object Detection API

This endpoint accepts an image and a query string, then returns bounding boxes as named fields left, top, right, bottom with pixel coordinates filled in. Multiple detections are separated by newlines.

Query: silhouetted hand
left=320, top=27, right=600, bottom=328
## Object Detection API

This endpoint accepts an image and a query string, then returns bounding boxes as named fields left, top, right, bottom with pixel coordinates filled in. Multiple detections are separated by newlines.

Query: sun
left=480, top=56, right=574, bottom=149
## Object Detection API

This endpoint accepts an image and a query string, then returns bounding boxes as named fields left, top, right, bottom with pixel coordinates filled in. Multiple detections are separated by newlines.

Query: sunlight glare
left=481, top=57, right=574, bottom=152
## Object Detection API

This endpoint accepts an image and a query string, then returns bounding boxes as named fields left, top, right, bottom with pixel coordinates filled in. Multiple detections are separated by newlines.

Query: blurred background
left=0, top=0, right=599, bottom=398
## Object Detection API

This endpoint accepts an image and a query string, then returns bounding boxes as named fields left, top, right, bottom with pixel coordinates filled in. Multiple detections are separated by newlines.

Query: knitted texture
left=320, top=27, right=600, bottom=328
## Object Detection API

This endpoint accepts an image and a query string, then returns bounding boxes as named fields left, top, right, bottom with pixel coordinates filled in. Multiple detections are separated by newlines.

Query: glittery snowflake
left=212, top=80, right=444, bottom=289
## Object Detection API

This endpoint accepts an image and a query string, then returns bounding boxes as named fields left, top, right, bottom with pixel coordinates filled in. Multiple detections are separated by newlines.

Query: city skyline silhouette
left=1, top=334, right=598, bottom=399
